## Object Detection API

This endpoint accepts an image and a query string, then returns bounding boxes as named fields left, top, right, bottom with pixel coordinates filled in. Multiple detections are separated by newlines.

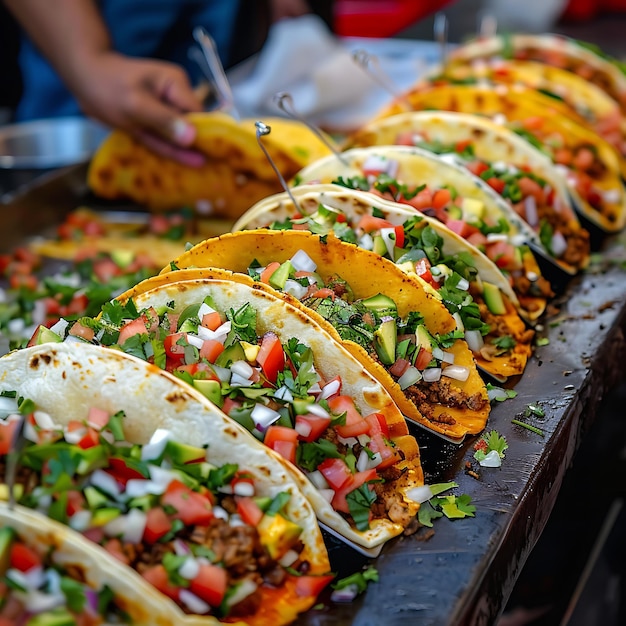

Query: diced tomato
left=256, top=332, right=285, bottom=384
left=365, top=413, right=389, bottom=438
left=402, top=187, right=432, bottom=211
left=521, top=116, right=545, bottom=131
left=199, top=339, right=225, bottom=363
left=13, top=247, right=39, bottom=266
left=164, top=332, right=187, bottom=359
left=331, top=468, right=378, bottom=513
left=466, top=231, right=488, bottom=248
left=573, top=147, right=596, bottom=171
left=143, top=507, right=172, bottom=544
left=272, top=439, right=297, bottom=464
left=107, top=457, right=146, bottom=484
left=235, top=496, right=264, bottom=526
left=162, top=479, right=213, bottom=526
left=485, top=240, right=517, bottom=270
left=221, top=397, right=242, bottom=416
left=69, top=321, right=95, bottom=341
left=118, top=317, right=147, bottom=345
left=201, top=311, right=223, bottom=331
left=87, top=406, right=110, bottom=430
left=432, top=188, right=452, bottom=210
left=455, top=139, right=473, bottom=154
left=65, top=293, right=90, bottom=316
left=190, top=564, right=227, bottom=607
left=466, top=161, right=490, bottom=177
left=394, top=131, right=417, bottom=146
left=294, top=574, right=335, bottom=597
left=142, top=564, right=180, bottom=601
left=93, top=257, right=121, bottom=283
left=77, top=427, right=100, bottom=450
left=445, top=219, right=478, bottom=239
left=310, top=287, right=335, bottom=299
left=10, top=542, right=41, bottom=572
left=389, top=357, right=410, bottom=378
left=260, top=261, right=281, bottom=284
left=9, top=273, right=38, bottom=290
left=357, top=214, right=394, bottom=233
left=485, top=177, right=506, bottom=194
left=413, top=257, right=436, bottom=287
left=368, top=433, right=401, bottom=470
left=394, top=224, right=405, bottom=248
left=553, top=147, right=573, bottom=166
left=295, top=413, right=331, bottom=443
left=66, top=490, right=86, bottom=516
left=0, top=419, right=19, bottom=455
left=517, top=177, right=545, bottom=203
left=329, top=396, right=370, bottom=438
left=318, top=457, right=353, bottom=490
left=83, top=526, right=105, bottom=544
left=414, top=347, right=433, bottom=371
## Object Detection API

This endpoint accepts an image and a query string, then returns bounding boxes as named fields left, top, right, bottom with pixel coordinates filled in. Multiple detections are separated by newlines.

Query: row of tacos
left=4, top=28, right=626, bottom=626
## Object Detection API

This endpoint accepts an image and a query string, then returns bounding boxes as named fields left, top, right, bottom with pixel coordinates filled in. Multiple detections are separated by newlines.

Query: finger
left=133, top=128, right=206, bottom=167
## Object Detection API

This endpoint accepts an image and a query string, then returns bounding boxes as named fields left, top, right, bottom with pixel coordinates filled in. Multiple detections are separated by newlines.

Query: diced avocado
left=292, top=398, right=315, bottom=415
left=362, top=293, right=398, bottom=317
left=415, top=325, right=433, bottom=351
left=269, top=260, right=294, bottom=289
left=0, top=483, right=23, bottom=502
left=240, top=341, right=260, bottom=363
left=127, top=494, right=157, bottom=511
left=257, top=513, right=303, bottom=559
left=25, top=608, right=76, bottom=626
left=76, top=446, right=108, bottom=475
left=461, top=198, right=485, bottom=223
left=373, top=318, right=397, bottom=366
left=176, top=303, right=202, bottom=330
left=396, top=260, right=414, bottom=274
left=0, top=526, right=16, bottom=574
left=181, top=461, right=215, bottom=481
left=111, top=248, right=135, bottom=269
left=84, top=485, right=110, bottom=510
left=91, top=507, right=121, bottom=527
left=30, top=325, right=63, bottom=345
left=193, top=379, right=224, bottom=408
left=372, top=235, right=388, bottom=257
left=178, top=317, right=199, bottom=334
left=483, top=282, right=507, bottom=315
left=446, top=204, right=463, bottom=220
left=215, top=342, right=245, bottom=368
left=165, top=439, right=206, bottom=465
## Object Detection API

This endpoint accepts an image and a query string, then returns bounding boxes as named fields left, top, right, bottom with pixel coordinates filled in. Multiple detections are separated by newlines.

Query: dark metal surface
left=2, top=166, right=625, bottom=625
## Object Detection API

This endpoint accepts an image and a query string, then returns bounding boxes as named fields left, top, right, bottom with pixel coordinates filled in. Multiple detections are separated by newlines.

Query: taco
left=87, top=112, right=334, bottom=220
left=0, top=342, right=333, bottom=625
left=378, top=82, right=626, bottom=233
left=26, top=281, right=425, bottom=546
left=433, top=58, right=626, bottom=168
left=446, top=33, right=626, bottom=115
left=162, top=229, right=493, bottom=429
left=228, top=186, right=535, bottom=378
left=0, top=504, right=169, bottom=625
left=287, top=147, right=554, bottom=315
left=345, top=111, right=590, bottom=275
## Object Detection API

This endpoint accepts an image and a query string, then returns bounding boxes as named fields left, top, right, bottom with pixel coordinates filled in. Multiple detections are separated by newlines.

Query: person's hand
left=71, top=51, right=206, bottom=166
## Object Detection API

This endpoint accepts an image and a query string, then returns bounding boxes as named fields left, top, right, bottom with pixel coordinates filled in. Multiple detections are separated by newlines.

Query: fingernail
left=171, top=118, right=195, bottom=145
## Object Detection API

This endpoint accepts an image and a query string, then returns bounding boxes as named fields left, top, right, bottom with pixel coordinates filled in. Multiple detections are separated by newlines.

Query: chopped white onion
left=185, top=333, right=204, bottom=349
left=147, top=465, right=176, bottom=490
left=361, top=154, right=398, bottom=178
left=456, top=277, right=470, bottom=291
left=229, top=513, right=245, bottom=527
left=357, top=433, right=371, bottom=447
left=487, top=386, right=509, bottom=402
left=283, top=279, right=308, bottom=299
left=602, top=188, right=621, bottom=204
left=318, top=488, right=335, bottom=503
left=422, top=367, right=442, bottom=383
left=290, top=249, right=317, bottom=273
left=356, top=449, right=382, bottom=472
left=295, top=419, right=312, bottom=439
left=33, top=410, right=55, bottom=431
left=24, top=419, right=39, bottom=443
left=141, top=428, right=171, bottom=461
left=225, top=578, right=258, bottom=608
left=406, top=485, right=434, bottom=503
left=443, top=364, right=470, bottom=382
left=179, top=557, right=200, bottom=580
left=319, top=378, right=341, bottom=400
left=212, top=505, right=229, bottom=521
left=233, top=481, right=255, bottom=497
left=465, top=329, right=485, bottom=354
left=358, top=232, right=374, bottom=250
left=452, top=312, right=464, bottom=332
left=90, top=470, right=121, bottom=498
left=198, top=302, right=216, bottom=318
left=179, top=589, right=211, bottom=614
left=22, top=565, right=45, bottom=590
left=274, top=385, right=294, bottom=403
left=307, top=470, right=329, bottom=490
left=478, top=449, right=503, bottom=468
left=330, top=583, right=359, bottom=603
left=7, top=318, right=25, bottom=334
left=231, top=360, right=254, bottom=379
left=230, top=372, right=254, bottom=387
left=379, top=227, right=398, bottom=260
left=307, top=403, right=330, bottom=418
left=523, top=195, right=538, bottom=227
left=0, top=396, right=18, bottom=414
left=173, top=538, right=191, bottom=556
left=69, top=510, right=93, bottom=532
left=337, top=435, right=358, bottom=447
left=197, top=321, right=231, bottom=342
left=22, top=588, right=64, bottom=612
left=251, top=404, right=281, bottom=430
left=398, top=365, right=422, bottom=389
left=550, top=231, right=568, bottom=258
left=120, top=508, right=147, bottom=544
left=125, top=478, right=165, bottom=498
left=279, top=549, right=300, bottom=567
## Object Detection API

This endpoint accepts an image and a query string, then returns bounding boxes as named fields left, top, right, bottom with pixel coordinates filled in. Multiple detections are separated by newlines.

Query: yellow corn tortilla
left=87, top=112, right=334, bottom=219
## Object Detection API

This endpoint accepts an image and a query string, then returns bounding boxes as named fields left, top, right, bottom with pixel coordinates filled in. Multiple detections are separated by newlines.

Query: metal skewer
left=273, top=92, right=348, bottom=165
left=352, top=49, right=403, bottom=100
left=434, top=12, right=449, bottom=66
left=6, top=413, right=27, bottom=510
left=255, top=121, right=301, bottom=211
left=191, top=26, right=239, bottom=120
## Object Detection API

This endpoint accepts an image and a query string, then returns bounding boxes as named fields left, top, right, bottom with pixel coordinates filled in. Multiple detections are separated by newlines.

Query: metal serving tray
left=1, top=165, right=626, bottom=625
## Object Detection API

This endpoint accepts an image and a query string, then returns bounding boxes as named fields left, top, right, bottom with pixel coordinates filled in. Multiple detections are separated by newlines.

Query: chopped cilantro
left=346, top=483, right=377, bottom=531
